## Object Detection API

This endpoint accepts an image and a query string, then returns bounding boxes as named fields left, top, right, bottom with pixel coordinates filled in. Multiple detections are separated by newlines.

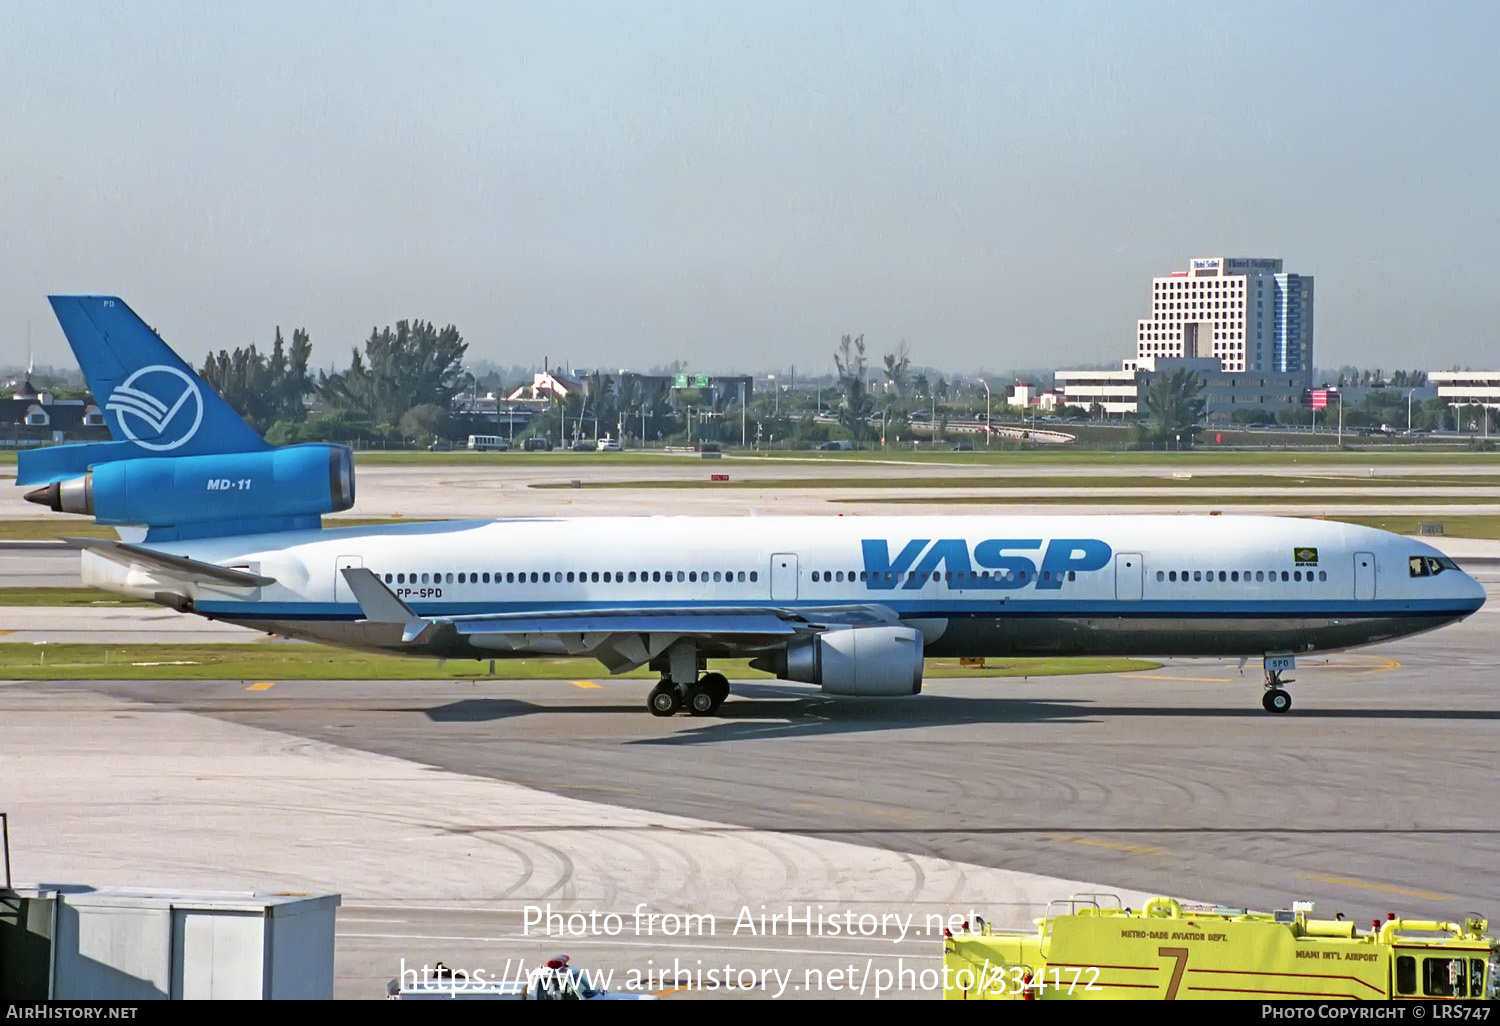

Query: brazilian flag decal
left=1294, top=547, right=1319, bottom=566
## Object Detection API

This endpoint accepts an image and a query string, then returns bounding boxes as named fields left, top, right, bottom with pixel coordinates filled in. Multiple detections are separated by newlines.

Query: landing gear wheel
left=648, top=682, right=682, bottom=717
left=699, top=672, right=731, bottom=713
left=1262, top=688, right=1292, bottom=714
left=686, top=684, right=716, bottom=716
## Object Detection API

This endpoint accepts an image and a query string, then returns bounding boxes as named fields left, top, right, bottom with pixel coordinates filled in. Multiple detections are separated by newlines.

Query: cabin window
left=1318, top=571, right=1326, bottom=582
left=1230, top=571, right=1239, bottom=582
left=1156, top=571, right=1165, bottom=582
left=1280, top=571, right=1289, bottom=581
left=384, top=573, right=393, bottom=584
left=812, top=571, right=821, bottom=582
left=1218, top=571, right=1227, bottom=582
left=1294, top=571, right=1302, bottom=582
left=482, top=573, right=490, bottom=583
left=1193, top=571, right=1202, bottom=582
left=738, top=571, right=747, bottom=582
left=1068, top=571, right=1076, bottom=581
left=750, top=571, right=759, bottom=582
left=676, top=571, right=685, bottom=582
left=420, top=573, right=430, bottom=584
left=530, top=572, right=539, bottom=583
left=1256, top=571, right=1264, bottom=582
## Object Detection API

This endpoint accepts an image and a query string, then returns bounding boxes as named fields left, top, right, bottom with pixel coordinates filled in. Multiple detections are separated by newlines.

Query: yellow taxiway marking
left=1129, top=674, right=1231, bottom=683
left=792, top=801, right=921, bottom=821
left=245, top=682, right=276, bottom=692
left=1301, top=874, right=1449, bottom=901
left=1046, top=834, right=1171, bottom=857
left=0, top=630, right=14, bottom=637
left=570, top=680, right=603, bottom=689
left=1351, top=657, right=1401, bottom=674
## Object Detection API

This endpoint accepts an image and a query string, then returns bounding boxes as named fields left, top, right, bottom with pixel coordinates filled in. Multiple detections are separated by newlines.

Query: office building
left=1135, top=257, right=1313, bottom=388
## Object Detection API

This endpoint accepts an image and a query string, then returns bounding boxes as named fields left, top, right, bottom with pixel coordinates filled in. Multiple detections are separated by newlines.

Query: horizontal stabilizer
left=67, top=537, right=274, bottom=588
left=17, top=440, right=145, bottom=486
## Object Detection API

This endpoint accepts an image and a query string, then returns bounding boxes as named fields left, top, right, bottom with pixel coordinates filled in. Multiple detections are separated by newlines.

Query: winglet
left=339, top=567, right=430, bottom=643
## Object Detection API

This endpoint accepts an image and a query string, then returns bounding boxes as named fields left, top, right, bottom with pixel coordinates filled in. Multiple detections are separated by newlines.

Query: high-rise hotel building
left=1135, top=257, right=1314, bottom=387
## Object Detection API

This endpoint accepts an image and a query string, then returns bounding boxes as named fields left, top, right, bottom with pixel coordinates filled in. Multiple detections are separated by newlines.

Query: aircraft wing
left=338, top=567, right=900, bottom=672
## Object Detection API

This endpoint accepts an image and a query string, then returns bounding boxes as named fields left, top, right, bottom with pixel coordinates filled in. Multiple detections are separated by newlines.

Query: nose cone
left=1458, top=570, right=1488, bottom=615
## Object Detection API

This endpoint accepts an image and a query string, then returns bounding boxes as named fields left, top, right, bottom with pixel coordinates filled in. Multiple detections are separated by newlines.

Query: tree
left=199, top=327, right=313, bottom=434
left=398, top=403, right=452, bottom=444
left=317, top=320, right=467, bottom=430
left=882, top=342, right=912, bottom=400
left=1136, top=369, right=1206, bottom=448
left=833, top=334, right=875, bottom=446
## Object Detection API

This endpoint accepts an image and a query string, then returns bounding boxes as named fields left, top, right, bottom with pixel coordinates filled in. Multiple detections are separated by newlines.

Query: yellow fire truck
left=943, top=895, right=1499, bottom=1000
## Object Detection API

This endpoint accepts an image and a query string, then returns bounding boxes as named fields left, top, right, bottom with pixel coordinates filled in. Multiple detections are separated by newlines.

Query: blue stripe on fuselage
left=193, top=596, right=1485, bottom=622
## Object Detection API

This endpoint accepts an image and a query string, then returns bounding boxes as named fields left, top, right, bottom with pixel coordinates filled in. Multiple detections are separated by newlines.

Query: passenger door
left=1354, top=551, right=1376, bottom=600
left=770, top=553, right=799, bottom=601
left=1115, top=552, right=1143, bottom=602
left=335, top=555, right=364, bottom=603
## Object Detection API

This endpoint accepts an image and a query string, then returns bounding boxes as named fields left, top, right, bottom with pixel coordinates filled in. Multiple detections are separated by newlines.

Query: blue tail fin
left=47, top=295, right=268, bottom=457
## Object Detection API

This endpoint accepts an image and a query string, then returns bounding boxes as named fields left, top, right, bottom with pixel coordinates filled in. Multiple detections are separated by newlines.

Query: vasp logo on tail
left=105, top=365, right=204, bottom=451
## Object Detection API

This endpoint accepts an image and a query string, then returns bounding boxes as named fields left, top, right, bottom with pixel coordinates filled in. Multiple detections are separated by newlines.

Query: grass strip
left=0, top=642, right=1158, bottom=681
left=0, top=587, right=152, bottom=607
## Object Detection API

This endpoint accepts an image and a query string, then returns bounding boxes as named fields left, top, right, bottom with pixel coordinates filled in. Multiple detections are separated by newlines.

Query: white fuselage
left=84, top=514, right=1485, bottom=663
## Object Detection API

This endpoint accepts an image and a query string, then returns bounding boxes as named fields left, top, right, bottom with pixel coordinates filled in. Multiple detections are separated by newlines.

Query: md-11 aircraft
left=19, top=297, right=1486, bottom=716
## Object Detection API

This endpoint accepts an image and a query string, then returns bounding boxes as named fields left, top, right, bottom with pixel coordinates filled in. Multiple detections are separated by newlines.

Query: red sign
left=1310, top=389, right=1329, bottom=409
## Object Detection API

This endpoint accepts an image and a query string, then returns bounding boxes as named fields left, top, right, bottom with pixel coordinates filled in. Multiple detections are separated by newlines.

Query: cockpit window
left=1410, top=555, right=1450, bottom=577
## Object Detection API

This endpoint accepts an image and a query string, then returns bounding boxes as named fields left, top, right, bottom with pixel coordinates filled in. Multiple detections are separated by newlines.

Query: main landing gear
left=648, top=672, right=731, bottom=717
left=1262, top=669, right=1293, bottom=714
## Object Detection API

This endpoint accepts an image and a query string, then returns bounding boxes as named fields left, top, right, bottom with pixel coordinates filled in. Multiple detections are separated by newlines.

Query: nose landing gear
left=1262, top=668, right=1293, bottom=714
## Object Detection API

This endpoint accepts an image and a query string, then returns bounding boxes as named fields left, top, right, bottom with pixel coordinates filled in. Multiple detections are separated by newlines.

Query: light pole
left=1407, top=389, right=1416, bottom=434
left=974, top=378, right=991, bottom=447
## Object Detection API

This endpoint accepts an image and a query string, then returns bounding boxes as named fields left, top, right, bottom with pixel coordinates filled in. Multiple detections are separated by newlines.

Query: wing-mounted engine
left=24, top=444, right=355, bottom=541
left=753, top=625, right=925, bottom=696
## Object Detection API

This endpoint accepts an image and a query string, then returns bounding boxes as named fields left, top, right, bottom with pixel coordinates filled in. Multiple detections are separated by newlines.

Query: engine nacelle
left=773, top=626, right=924, bottom=696
left=25, top=444, right=354, bottom=528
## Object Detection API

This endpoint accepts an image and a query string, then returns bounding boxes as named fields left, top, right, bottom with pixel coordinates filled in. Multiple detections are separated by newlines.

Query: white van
left=468, top=434, right=509, bottom=452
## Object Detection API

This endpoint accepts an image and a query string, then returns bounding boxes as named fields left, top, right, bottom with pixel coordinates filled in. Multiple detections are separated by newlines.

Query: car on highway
left=950, top=441, right=973, bottom=451
left=816, top=440, right=853, bottom=451
left=522, top=437, right=553, bottom=451
left=596, top=436, right=622, bottom=452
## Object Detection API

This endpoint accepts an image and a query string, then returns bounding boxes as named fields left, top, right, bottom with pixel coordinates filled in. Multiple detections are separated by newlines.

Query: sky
left=3, top=1, right=1499, bottom=378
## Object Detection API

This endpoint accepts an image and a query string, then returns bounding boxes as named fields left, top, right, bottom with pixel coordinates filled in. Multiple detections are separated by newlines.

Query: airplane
left=17, top=296, right=1487, bottom=717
